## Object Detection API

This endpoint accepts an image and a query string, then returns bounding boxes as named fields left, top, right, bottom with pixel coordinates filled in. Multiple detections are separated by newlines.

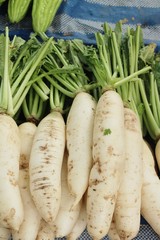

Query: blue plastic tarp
left=0, top=0, right=160, bottom=49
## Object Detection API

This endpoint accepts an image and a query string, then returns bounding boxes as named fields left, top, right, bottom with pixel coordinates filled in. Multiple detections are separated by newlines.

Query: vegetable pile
left=0, top=21, right=160, bottom=240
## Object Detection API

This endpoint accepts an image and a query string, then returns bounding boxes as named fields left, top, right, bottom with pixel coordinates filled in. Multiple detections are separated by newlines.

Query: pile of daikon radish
left=0, top=22, right=160, bottom=240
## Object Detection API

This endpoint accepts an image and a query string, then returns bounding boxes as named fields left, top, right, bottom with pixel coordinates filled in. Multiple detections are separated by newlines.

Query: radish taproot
left=29, top=85, right=66, bottom=227
left=0, top=115, right=24, bottom=231
left=66, top=92, right=96, bottom=206
left=66, top=194, right=87, bottom=240
left=54, top=149, right=82, bottom=238
left=114, top=108, right=143, bottom=240
left=36, top=219, right=55, bottom=240
left=141, top=140, right=160, bottom=236
left=87, top=90, right=125, bottom=239
left=12, top=122, right=41, bottom=240
left=29, top=110, right=65, bottom=226
left=108, top=217, right=120, bottom=240
left=0, top=226, right=11, bottom=240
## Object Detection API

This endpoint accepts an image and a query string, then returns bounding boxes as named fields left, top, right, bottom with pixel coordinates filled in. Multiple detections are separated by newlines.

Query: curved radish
left=0, top=114, right=24, bottom=231
left=114, top=108, right=143, bottom=240
left=87, top=90, right=125, bottom=239
left=12, top=122, right=41, bottom=240
left=0, top=226, right=11, bottom=240
left=54, top=149, right=81, bottom=238
left=66, top=92, right=96, bottom=206
left=141, top=140, right=160, bottom=236
left=29, top=111, right=65, bottom=226
left=36, top=219, right=55, bottom=240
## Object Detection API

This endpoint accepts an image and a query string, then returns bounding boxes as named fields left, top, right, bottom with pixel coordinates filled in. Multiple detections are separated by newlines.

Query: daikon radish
left=87, top=90, right=125, bottom=239
left=29, top=110, right=65, bottom=226
left=141, top=140, right=160, bottom=236
left=66, top=92, right=96, bottom=206
left=0, top=114, right=24, bottom=231
left=114, top=107, right=143, bottom=240
left=66, top=194, right=87, bottom=240
left=54, top=149, right=81, bottom=238
left=108, top=217, right=120, bottom=240
left=36, top=219, right=55, bottom=240
left=0, top=226, right=11, bottom=240
left=12, top=122, right=41, bottom=240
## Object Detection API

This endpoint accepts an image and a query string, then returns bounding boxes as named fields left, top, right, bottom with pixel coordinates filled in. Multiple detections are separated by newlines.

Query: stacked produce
left=0, top=21, right=160, bottom=240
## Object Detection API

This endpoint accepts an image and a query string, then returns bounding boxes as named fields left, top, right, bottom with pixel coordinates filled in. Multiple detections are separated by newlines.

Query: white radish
left=0, top=226, right=11, bottom=240
left=66, top=194, right=87, bottom=240
left=66, top=92, right=96, bottom=206
left=0, top=114, right=24, bottom=231
left=141, top=140, right=160, bottom=236
left=114, top=107, right=143, bottom=240
left=87, top=90, right=125, bottom=239
left=29, top=111, right=65, bottom=226
left=108, top=217, right=120, bottom=240
left=54, top=149, right=81, bottom=238
left=36, top=219, right=55, bottom=240
left=12, top=122, right=41, bottom=240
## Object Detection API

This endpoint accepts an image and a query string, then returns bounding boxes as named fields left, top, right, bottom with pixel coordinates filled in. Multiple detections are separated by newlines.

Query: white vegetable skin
left=87, top=90, right=125, bottom=239
left=0, top=226, right=11, bottom=240
left=141, top=140, right=160, bottom=236
left=114, top=108, right=143, bottom=240
left=54, top=149, right=81, bottom=238
left=36, top=219, right=55, bottom=240
left=12, top=122, right=41, bottom=240
left=66, top=194, right=87, bottom=240
left=29, top=111, right=65, bottom=226
left=66, top=92, right=96, bottom=206
left=0, top=114, right=24, bottom=231
left=108, top=217, right=120, bottom=240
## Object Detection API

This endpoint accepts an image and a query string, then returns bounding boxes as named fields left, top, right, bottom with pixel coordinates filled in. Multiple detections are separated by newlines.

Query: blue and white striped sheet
left=0, top=0, right=160, bottom=49
left=49, top=0, right=160, bottom=49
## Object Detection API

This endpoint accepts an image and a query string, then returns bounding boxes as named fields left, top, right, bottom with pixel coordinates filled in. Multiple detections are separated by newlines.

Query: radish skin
left=0, top=114, right=24, bottom=231
left=29, top=111, right=65, bottom=226
left=54, top=149, right=81, bottom=238
left=66, top=194, right=87, bottom=240
left=0, top=226, right=11, bottom=240
left=87, top=90, right=125, bottom=239
left=12, top=122, right=41, bottom=240
left=141, top=140, right=160, bottom=236
left=114, top=108, right=143, bottom=240
left=36, top=219, right=55, bottom=240
left=108, top=217, right=120, bottom=240
left=66, top=92, right=96, bottom=206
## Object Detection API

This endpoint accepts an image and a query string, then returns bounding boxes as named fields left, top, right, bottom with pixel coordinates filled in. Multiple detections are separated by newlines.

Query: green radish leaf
left=152, top=53, right=160, bottom=95
left=137, top=103, right=145, bottom=117
left=103, top=128, right=112, bottom=135
left=10, top=36, right=26, bottom=58
left=139, top=43, right=156, bottom=65
left=114, top=21, right=122, bottom=50
left=0, top=34, right=5, bottom=79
